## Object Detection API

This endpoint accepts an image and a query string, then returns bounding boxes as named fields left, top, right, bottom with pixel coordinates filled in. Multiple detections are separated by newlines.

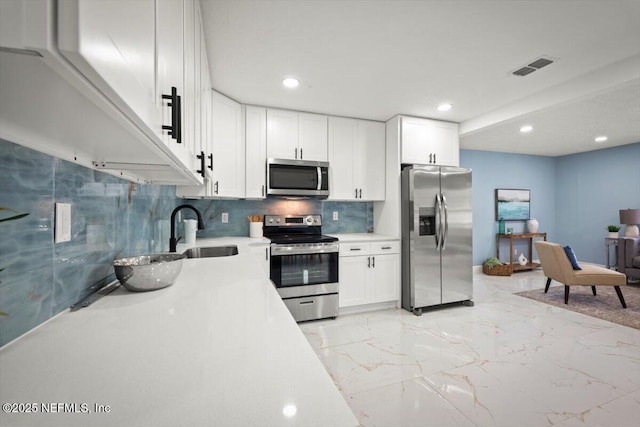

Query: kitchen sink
left=182, top=245, right=239, bottom=259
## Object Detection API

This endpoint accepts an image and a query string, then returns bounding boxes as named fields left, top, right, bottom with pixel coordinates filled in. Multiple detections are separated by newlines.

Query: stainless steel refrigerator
left=401, top=165, right=473, bottom=315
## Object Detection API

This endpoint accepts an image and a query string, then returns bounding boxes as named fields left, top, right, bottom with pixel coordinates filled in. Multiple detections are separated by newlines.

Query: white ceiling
left=200, top=0, right=640, bottom=157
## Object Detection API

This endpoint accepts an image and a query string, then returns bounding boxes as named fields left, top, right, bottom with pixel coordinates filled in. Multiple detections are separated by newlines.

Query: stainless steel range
left=264, top=214, right=339, bottom=322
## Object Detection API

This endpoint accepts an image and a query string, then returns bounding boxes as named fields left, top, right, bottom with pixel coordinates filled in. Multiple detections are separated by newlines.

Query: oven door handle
left=271, top=244, right=339, bottom=256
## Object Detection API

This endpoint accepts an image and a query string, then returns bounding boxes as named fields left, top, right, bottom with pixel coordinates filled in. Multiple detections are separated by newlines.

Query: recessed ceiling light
left=437, top=103, right=452, bottom=112
left=282, top=77, right=299, bottom=88
left=520, top=125, right=533, bottom=133
left=594, top=136, right=608, bottom=143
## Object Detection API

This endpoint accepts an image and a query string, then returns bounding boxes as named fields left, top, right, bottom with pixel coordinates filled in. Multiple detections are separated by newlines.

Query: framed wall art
left=495, top=189, right=530, bottom=220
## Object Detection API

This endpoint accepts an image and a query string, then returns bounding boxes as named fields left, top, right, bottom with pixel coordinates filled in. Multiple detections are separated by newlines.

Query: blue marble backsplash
left=0, top=139, right=372, bottom=346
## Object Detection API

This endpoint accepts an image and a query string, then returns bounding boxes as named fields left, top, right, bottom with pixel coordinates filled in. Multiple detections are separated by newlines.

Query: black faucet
left=170, top=204, right=205, bottom=252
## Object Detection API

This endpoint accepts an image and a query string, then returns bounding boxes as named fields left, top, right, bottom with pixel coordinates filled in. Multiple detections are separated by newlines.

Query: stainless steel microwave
left=267, top=158, right=329, bottom=198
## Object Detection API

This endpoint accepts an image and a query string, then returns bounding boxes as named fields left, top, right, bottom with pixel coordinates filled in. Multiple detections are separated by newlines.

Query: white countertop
left=0, top=238, right=357, bottom=427
left=327, top=233, right=399, bottom=243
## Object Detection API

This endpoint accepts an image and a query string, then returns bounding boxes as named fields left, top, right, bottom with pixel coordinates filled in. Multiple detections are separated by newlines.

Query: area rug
left=515, top=284, right=640, bottom=330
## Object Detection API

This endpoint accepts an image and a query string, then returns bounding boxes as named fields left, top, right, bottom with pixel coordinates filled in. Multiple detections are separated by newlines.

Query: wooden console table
left=496, top=232, right=547, bottom=272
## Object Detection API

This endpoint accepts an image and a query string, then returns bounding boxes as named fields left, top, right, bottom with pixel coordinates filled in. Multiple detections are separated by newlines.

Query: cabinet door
left=357, top=120, right=386, bottom=201
left=245, top=106, right=267, bottom=198
left=401, top=117, right=433, bottom=165
left=370, top=254, right=400, bottom=304
left=249, top=246, right=270, bottom=277
left=298, top=113, right=328, bottom=161
left=339, top=256, right=369, bottom=308
left=157, top=0, right=185, bottom=152
left=431, top=121, right=459, bottom=167
left=211, top=91, right=244, bottom=198
left=200, top=24, right=211, bottom=164
left=182, top=0, right=196, bottom=158
left=57, top=0, right=158, bottom=131
left=266, top=109, right=298, bottom=160
left=328, top=117, right=357, bottom=200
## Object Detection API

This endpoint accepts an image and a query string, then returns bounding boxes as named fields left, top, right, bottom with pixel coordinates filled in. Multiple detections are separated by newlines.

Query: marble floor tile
left=347, top=377, right=476, bottom=427
left=301, top=269, right=640, bottom=427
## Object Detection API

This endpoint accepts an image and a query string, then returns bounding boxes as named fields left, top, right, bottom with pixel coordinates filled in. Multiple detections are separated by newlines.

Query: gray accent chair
left=618, top=237, right=640, bottom=283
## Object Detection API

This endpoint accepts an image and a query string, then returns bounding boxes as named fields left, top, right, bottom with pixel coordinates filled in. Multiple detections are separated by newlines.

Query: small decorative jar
left=498, top=218, right=505, bottom=234
left=527, top=218, right=539, bottom=233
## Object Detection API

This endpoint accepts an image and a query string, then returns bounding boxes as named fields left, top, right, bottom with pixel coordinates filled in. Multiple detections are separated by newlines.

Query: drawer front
left=339, top=242, right=371, bottom=257
left=371, top=241, right=400, bottom=255
left=282, top=293, right=338, bottom=322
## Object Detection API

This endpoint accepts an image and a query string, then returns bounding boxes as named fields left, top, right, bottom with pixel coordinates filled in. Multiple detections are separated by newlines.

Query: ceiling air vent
left=511, top=55, right=556, bottom=77
left=513, top=66, right=536, bottom=77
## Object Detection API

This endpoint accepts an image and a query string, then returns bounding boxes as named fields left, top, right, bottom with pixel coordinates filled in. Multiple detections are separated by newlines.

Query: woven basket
left=483, top=263, right=512, bottom=276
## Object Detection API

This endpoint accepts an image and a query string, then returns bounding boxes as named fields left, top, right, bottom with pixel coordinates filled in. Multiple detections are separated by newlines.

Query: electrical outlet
left=55, top=202, right=71, bottom=243
left=221, top=212, right=229, bottom=223
left=333, top=211, right=339, bottom=221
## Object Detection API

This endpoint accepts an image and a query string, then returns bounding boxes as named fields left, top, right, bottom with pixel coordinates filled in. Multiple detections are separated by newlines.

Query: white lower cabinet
left=338, top=241, right=400, bottom=308
left=249, top=244, right=270, bottom=277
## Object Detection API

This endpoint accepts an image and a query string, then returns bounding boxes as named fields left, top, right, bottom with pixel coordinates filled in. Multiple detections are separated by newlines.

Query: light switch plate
left=221, top=212, right=229, bottom=223
left=55, top=202, right=71, bottom=243
left=333, top=211, right=339, bottom=221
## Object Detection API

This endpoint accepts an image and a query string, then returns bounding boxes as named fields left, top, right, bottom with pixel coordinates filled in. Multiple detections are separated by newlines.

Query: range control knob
left=305, top=215, right=314, bottom=225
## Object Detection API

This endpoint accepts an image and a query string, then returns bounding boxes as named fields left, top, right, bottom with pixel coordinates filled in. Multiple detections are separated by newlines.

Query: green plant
left=607, top=225, right=621, bottom=232
left=483, top=256, right=503, bottom=270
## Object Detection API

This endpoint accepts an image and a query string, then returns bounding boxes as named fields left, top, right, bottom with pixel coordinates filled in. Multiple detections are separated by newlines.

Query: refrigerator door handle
left=435, top=193, right=442, bottom=250
left=441, top=193, right=449, bottom=251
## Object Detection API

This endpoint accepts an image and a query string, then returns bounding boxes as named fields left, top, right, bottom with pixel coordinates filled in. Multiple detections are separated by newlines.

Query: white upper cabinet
left=328, top=117, right=358, bottom=200
left=401, top=116, right=459, bottom=166
left=266, top=109, right=298, bottom=159
left=245, top=106, right=267, bottom=199
left=57, top=0, right=158, bottom=133
left=328, top=117, right=385, bottom=201
left=358, top=120, right=386, bottom=201
left=298, top=113, right=328, bottom=161
left=211, top=90, right=245, bottom=198
left=266, top=109, right=328, bottom=161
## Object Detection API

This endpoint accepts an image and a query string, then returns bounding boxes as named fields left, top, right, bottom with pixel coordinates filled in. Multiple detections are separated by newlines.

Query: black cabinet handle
left=372, top=256, right=375, bottom=268
left=208, top=153, right=213, bottom=170
left=355, top=188, right=358, bottom=199
left=176, top=94, right=182, bottom=144
left=161, top=86, right=181, bottom=144
left=433, top=153, right=436, bottom=163
left=295, top=148, right=298, bottom=159
left=214, top=181, right=219, bottom=194
left=429, top=153, right=433, bottom=163
left=359, top=189, right=362, bottom=199
left=196, top=151, right=205, bottom=178
left=367, top=256, right=371, bottom=268
left=300, top=148, right=303, bottom=159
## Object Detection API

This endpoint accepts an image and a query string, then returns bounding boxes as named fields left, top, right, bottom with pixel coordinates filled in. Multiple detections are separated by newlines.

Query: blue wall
left=461, top=142, right=640, bottom=265
left=555, top=143, right=640, bottom=263
left=460, top=149, right=557, bottom=265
